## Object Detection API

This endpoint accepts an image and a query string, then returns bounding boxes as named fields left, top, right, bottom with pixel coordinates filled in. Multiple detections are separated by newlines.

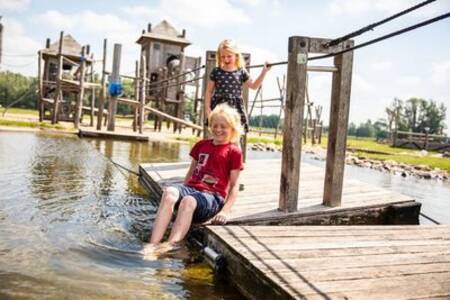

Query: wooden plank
left=205, top=225, right=450, bottom=299
left=280, top=36, right=308, bottom=212
left=78, top=129, right=148, bottom=141
left=144, top=105, right=202, bottom=130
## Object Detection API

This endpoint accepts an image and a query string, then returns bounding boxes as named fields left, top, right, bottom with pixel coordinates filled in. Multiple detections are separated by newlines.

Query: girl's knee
left=161, top=186, right=179, bottom=205
left=178, top=196, right=197, bottom=212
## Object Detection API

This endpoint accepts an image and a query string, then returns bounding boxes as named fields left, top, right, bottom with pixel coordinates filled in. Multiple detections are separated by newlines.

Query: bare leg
left=168, top=196, right=197, bottom=243
left=150, top=187, right=179, bottom=244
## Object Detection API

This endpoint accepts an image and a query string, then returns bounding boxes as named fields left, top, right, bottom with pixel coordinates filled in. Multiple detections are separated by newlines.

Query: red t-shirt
left=187, top=139, right=244, bottom=198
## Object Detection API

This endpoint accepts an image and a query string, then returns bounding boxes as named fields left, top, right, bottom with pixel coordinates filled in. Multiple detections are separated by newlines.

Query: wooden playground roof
left=136, top=20, right=191, bottom=46
left=40, top=34, right=92, bottom=61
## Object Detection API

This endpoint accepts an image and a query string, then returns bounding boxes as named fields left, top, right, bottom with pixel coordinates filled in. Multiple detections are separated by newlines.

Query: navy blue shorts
left=174, top=184, right=225, bottom=223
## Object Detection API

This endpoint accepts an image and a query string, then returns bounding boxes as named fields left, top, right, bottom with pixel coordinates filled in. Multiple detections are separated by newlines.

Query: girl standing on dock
left=145, top=104, right=244, bottom=256
left=205, top=39, right=271, bottom=133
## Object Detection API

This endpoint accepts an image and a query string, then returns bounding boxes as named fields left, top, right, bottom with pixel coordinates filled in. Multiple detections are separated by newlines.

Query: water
left=0, top=131, right=241, bottom=299
left=0, top=131, right=449, bottom=299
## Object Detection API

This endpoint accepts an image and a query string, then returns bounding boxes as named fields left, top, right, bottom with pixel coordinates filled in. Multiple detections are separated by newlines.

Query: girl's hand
left=263, top=62, right=271, bottom=73
left=211, top=213, right=227, bottom=225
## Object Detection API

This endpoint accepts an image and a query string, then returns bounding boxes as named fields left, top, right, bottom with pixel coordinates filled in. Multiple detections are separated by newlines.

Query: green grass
left=0, top=119, right=67, bottom=130
left=1, top=107, right=39, bottom=116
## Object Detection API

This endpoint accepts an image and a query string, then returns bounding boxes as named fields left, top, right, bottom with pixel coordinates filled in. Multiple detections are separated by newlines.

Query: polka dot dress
left=210, top=67, right=250, bottom=132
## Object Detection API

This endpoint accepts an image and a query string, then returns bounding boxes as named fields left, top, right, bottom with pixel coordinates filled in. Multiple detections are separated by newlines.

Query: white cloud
left=1, top=18, right=41, bottom=76
left=122, top=5, right=157, bottom=19
left=0, top=0, right=30, bottom=12
left=370, top=61, right=392, bottom=71
left=158, top=0, right=251, bottom=27
left=32, top=10, right=77, bottom=30
left=396, top=75, right=421, bottom=86
left=431, top=61, right=450, bottom=86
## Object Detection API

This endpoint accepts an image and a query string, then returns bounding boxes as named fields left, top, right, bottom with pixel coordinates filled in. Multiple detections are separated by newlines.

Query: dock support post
left=97, top=39, right=107, bottom=130
left=107, top=43, right=121, bottom=132
left=279, top=36, right=308, bottom=212
left=202, top=51, right=217, bottom=139
left=37, top=50, right=44, bottom=122
left=139, top=55, right=146, bottom=134
left=323, top=40, right=354, bottom=207
left=51, top=31, right=64, bottom=124
left=74, top=46, right=86, bottom=129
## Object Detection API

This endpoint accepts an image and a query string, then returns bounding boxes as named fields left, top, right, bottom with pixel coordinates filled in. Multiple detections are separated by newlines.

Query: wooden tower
left=136, top=20, right=198, bottom=132
left=38, top=33, right=99, bottom=127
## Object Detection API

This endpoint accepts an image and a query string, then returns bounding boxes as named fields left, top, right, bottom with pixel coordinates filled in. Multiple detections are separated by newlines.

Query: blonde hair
left=208, top=104, right=242, bottom=143
left=216, top=39, right=246, bottom=70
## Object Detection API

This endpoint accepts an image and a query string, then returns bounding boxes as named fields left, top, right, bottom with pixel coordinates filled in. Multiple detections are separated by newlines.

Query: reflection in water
left=1, top=131, right=448, bottom=299
left=0, top=131, right=239, bottom=299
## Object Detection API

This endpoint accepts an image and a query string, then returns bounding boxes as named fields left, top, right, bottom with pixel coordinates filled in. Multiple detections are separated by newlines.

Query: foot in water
left=141, top=242, right=179, bottom=259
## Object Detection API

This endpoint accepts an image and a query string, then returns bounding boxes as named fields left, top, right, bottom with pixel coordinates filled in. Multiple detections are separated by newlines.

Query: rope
left=147, top=64, right=205, bottom=86
left=147, top=75, right=204, bottom=92
left=81, top=139, right=140, bottom=177
left=309, top=12, right=450, bottom=61
left=2, top=86, right=38, bottom=117
left=420, top=212, right=441, bottom=225
left=247, top=10, right=449, bottom=68
left=324, top=0, right=437, bottom=47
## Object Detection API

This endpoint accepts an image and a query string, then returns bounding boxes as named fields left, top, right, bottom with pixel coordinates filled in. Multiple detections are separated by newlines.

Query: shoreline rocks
left=248, top=143, right=449, bottom=181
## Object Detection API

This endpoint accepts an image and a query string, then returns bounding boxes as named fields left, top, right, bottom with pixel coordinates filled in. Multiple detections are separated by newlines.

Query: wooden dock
left=78, top=128, right=149, bottom=141
left=204, top=224, right=450, bottom=299
left=138, top=159, right=439, bottom=299
left=139, top=159, right=420, bottom=225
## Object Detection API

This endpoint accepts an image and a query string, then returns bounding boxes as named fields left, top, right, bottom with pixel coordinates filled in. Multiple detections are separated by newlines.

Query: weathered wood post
left=202, top=51, right=217, bottom=139
left=51, top=31, right=64, bottom=124
left=37, top=50, right=44, bottom=122
left=74, top=46, right=86, bottom=129
left=96, top=39, right=107, bottom=130
left=323, top=39, right=354, bottom=207
left=107, top=43, right=122, bottom=131
left=139, top=55, right=146, bottom=134
left=0, top=16, right=3, bottom=69
left=175, top=53, right=186, bottom=133
left=279, top=36, right=308, bottom=212
left=133, top=60, right=139, bottom=132
left=89, top=62, right=95, bottom=127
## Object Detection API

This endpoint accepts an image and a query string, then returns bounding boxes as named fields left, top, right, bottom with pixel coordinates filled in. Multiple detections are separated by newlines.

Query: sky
left=1, top=0, right=449, bottom=129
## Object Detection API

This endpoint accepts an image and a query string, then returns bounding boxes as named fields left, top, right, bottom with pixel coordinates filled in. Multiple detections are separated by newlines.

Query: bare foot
left=141, top=243, right=159, bottom=260
left=154, top=242, right=180, bottom=256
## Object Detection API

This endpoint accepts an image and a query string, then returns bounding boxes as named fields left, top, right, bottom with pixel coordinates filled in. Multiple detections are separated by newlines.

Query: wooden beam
left=51, top=31, right=64, bottom=124
left=139, top=55, right=146, bottom=134
left=107, top=43, right=122, bottom=131
left=38, top=51, right=44, bottom=122
left=97, top=38, right=107, bottom=130
left=89, top=63, right=95, bottom=127
left=202, top=51, right=216, bottom=138
left=323, top=40, right=354, bottom=207
left=144, top=105, right=202, bottom=131
left=133, top=60, right=139, bottom=132
left=279, top=36, right=308, bottom=212
left=74, top=47, right=86, bottom=129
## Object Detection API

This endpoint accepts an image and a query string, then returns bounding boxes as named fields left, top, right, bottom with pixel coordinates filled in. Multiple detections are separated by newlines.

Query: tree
left=0, top=71, right=37, bottom=109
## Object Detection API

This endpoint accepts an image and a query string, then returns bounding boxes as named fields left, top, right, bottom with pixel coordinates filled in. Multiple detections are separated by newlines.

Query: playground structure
left=37, top=20, right=204, bottom=135
left=37, top=33, right=104, bottom=127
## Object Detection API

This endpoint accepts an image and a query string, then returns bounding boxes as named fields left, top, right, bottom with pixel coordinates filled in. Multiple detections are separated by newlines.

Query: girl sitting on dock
left=144, top=104, right=244, bottom=256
